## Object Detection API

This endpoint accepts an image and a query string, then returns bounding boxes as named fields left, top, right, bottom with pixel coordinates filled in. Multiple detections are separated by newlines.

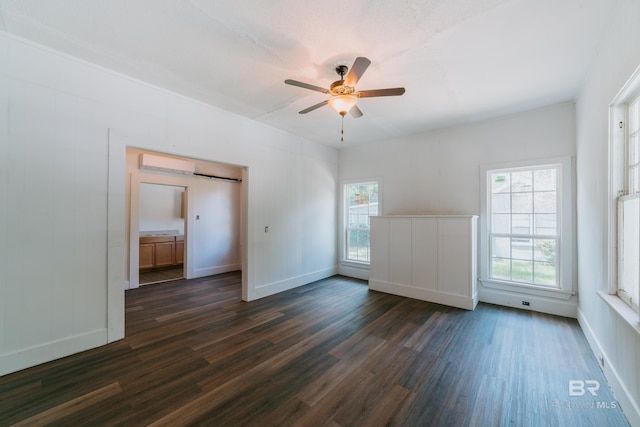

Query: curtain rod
left=193, top=172, right=242, bottom=183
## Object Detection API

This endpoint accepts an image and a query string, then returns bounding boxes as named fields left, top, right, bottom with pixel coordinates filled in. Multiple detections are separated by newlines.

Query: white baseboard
left=254, top=266, right=337, bottom=300
left=478, top=286, right=577, bottom=318
left=578, top=308, right=640, bottom=427
left=369, top=280, right=477, bottom=310
left=192, top=263, right=241, bottom=279
left=338, top=263, right=370, bottom=281
left=0, top=329, right=108, bottom=377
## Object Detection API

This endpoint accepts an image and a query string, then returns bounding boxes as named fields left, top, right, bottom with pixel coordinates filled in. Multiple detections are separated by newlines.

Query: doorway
left=138, top=183, right=186, bottom=285
left=126, top=149, right=246, bottom=294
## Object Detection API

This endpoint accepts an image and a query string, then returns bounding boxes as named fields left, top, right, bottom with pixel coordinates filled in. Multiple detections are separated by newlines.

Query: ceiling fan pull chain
left=341, top=115, right=345, bottom=142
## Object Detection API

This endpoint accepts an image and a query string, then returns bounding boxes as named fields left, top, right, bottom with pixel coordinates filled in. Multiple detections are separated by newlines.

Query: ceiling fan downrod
left=336, top=65, right=348, bottom=79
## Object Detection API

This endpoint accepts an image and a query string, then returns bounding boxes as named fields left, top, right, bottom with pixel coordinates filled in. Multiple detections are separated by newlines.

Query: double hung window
left=482, top=157, right=572, bottom=296
left=344, top=182, right=379, bottom=263
left=487, top=165, right=560, bottom=287
left=617, top=94, right=640, bottom=311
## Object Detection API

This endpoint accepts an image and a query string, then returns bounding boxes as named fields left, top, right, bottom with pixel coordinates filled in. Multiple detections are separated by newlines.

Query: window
left=488, top=166, right=559, bottom=287
left=344, top=181, right=379, bottom=263
left=616, top=93, right=640, bottom=311
left=481, top=157, right=573, bottom=296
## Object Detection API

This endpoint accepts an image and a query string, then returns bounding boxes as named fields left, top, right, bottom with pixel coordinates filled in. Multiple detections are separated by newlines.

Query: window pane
left=345, top=182, right=378, bottom=263
left=534, top=214, right=557, bottom=236
left=491, top=257, right=510, bottom=280
left=512, top=171, right=532, bottom=192
left=492, top=193, right=510, bottom=213
left=512, top=193, right=532, bottom=213
left=534, top=262, right=556, bottom=285
left=492, top=214, right=510, bottom=234
left=534, top=239, right=556, bottom=262
left=630, top=99, right=639, bottom=133
left=492, top=236, right=511, bottom=258
left=620, top=197, right=640, bottom=302
left=512, top=260, right=533, bottom=282
left=491, top=173, right=510, bottom=193
left=534, top=191, right=556, bottom=213
left=630, top=135, right=639, bottom=166
left=511, top=214, right=531, bottom=235
left=534, top=169, right=556, bottom=191
left=512, top=238, right=533, bottom=260
left=631, top=166, right=640, bottom=195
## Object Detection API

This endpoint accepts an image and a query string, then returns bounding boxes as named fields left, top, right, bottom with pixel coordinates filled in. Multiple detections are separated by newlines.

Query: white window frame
left=480, top=157, right=574, bottom=299
left=609, top=72, right=640, bottom=314
left=341, top=179, right=380, bottom=266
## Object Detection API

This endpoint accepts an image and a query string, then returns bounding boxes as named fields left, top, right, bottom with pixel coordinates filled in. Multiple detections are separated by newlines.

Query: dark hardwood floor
left=0, top=273, right=629, bottom=426
left=139, top=266, right=184, bottom=285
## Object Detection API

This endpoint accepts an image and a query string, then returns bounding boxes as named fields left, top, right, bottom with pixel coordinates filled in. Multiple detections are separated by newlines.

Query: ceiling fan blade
left=344, top=57, right=371, bottom=87
left=299, top=100, right=329, bottom=114
left=285, top=79, right=330, bottom=94
left=350, top=105, right=363, bottom=118
left=357, top=87, right=406, bottom=98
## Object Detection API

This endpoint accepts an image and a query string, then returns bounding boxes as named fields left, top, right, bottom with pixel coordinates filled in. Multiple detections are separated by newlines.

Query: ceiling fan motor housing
left=330, top=79, right=355, bottom=96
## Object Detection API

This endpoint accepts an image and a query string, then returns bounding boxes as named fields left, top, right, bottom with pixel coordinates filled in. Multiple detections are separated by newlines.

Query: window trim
left=609, top=68, right=640, bottom=315
left=340, top=178, right=381, bottom=267
left=479, top=157, right=575, bottom=299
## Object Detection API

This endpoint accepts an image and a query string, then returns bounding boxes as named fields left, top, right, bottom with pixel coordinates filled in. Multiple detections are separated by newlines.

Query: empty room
left=0, top=1, right=639, bottom=426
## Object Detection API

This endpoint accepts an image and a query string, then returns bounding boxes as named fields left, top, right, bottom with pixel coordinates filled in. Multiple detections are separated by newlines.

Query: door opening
left=138, top=183, right=186, bottom=285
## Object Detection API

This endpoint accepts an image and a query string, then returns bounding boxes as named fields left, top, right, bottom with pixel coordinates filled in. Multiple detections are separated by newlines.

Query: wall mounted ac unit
left=139, top=153, right=195, bottom=175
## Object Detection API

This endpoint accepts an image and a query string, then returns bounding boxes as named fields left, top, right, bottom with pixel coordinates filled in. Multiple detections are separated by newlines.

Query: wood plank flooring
left=139, top=266, right=184, bottom=285
left=0, top=273, right=630, bottom=426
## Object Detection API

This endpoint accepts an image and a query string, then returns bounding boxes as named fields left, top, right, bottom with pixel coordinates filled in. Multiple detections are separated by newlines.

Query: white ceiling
left=0, top=0, right=614, bottom=148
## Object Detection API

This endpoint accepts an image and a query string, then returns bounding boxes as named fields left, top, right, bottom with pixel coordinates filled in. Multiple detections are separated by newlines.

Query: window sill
left=480, top=278, right=575, bottom=300
left=597, top=291, right=640, bottom=336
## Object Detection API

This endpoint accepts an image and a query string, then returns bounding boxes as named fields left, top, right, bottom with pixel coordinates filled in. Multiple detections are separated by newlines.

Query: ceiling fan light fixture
left=328, top=95, right=357, bottom=116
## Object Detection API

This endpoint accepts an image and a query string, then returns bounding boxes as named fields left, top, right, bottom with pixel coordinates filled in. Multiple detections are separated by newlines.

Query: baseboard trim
left=369, top=280, right=477, bottom=310
left=0, top=329, right=108, bottom=377
left=578, top=308, right=640, bottom=427
left=478, top=286, right=577, bottom=318
left=193, top=263, right=241, bottom=278
left=254, top=266, right=337, bottom=300
left=338, top=263, right=370, bottom=281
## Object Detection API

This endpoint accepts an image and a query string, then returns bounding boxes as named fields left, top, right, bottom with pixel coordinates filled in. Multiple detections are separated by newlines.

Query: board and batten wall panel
left=370, top=215, right=478, bottom=310
left=411, top=218, right=438, bottom=292
left=439, top=217, right=477, bottom=299
left=389, top=218, right=413, bottom=287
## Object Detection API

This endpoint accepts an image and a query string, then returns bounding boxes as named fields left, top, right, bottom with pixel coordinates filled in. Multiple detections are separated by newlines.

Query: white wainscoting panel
left=370, top=215, right=478, bottom=310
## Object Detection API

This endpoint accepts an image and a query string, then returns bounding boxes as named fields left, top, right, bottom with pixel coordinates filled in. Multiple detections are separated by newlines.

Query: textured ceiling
left=0, top=0, right=614, bottom=148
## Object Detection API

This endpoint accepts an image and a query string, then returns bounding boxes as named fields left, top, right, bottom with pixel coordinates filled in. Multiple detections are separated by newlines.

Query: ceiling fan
left=285, top=57, right=405, bottom=141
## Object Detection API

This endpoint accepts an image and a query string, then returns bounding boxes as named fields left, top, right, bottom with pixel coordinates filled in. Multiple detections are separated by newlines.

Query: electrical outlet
left=522, top=301, right=530, bottom=306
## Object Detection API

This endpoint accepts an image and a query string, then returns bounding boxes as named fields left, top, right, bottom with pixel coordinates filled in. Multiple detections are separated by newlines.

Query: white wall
left=339, top=102, right=577, bottom=316
left=139, top=183, right=185, bottom=234
left=0, top=31, right=338, bottom=376
left=574, top=0, right=640, bottom=424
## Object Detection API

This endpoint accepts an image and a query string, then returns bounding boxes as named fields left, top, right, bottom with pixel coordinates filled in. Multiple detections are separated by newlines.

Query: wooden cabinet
left=175, top=235, right=184, bottom=265
left=139, top=243, right=155, bottom=269
left=139, top=235, right=184, bottom=270
left=370, top=215, right=478, bottom=310
left=154, top=241, right=175, bottom=268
